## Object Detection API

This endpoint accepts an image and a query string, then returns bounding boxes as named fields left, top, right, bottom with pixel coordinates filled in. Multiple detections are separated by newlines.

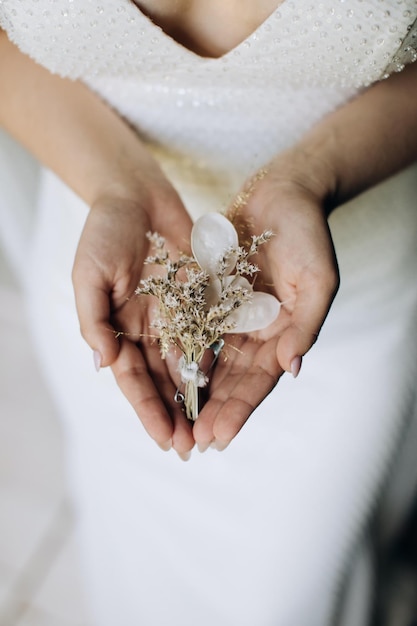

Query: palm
left=193, top=332, right=284, bottom=447
left=73, top=191, right=195, bottom=452
left=111, top=297, right=195, bottom=451
left=194, top=172, right=339, bottom=448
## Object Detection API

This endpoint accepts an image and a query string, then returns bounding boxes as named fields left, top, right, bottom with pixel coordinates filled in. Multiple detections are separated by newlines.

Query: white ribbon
left=178, top=357, right=208, bottom=388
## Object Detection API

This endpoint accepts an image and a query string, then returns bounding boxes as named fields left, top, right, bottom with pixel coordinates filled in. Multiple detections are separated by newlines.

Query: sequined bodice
left=1, top=0, right=417, bottom=215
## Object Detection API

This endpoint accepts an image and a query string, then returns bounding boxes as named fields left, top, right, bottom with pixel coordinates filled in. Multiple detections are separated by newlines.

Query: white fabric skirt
left=10, top=161, right=417, bottom=626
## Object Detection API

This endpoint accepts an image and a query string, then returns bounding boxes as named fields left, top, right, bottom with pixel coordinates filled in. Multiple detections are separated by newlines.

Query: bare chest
left=131, top=0, right=284, bottom=57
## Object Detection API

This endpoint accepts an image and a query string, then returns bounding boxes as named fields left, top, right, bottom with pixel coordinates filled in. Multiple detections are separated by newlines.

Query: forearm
left=275, top=62, right=417, bottom=210
left=0, top=30, right=155, bottom=206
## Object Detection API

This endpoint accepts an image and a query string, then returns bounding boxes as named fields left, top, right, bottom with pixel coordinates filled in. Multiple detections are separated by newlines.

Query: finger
left=195, top=338, right=283, bottom=448
left=111, top=338, right=176, bottom=448
left=276, top=267, right=339, bottom=373
left=73, top=277, right=121, bottom=368
left=142, top=340, right=195, bottom=453
left=192, top=336, right=246, bottom=446
left=171, top=409, right=195, bottom=456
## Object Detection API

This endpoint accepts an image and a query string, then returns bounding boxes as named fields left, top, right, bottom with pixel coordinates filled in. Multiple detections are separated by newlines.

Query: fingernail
left=197, top=441, right=212, bottom=453
left=213, top=439, right=229, bottom=452
left=158, top=438, right=172, bottom=452
left=290, top=356, right=302, bottom=378
left=93, top=350, right=102, bottom=372
left=177, top=450, right=192, bottom=462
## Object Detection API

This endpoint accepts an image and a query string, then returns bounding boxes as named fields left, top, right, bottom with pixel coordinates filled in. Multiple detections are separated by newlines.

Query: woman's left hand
left=193, top=152, right=340, bottom=450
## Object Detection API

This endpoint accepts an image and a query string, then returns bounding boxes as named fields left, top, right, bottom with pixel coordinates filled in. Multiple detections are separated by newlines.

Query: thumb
left=73, top=278, right=121, bottom=369
left=276, top=274, right=339, bottom=376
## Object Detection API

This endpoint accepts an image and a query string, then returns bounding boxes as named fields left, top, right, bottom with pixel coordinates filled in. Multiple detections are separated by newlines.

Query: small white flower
left=163, top=293, right=180, bottom=308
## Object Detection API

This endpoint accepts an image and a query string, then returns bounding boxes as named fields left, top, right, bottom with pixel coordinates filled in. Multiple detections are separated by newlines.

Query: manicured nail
left=290, top=356, right=302, bottom=378
left=93, top=350, right=102, bottom=372
left=177, top=450, right=192, bottom=462
left=158, top=438, right=172, bottom=452
left=213, top=440, right=229, bottom=452
left=197, top=441, right=212, bottom=453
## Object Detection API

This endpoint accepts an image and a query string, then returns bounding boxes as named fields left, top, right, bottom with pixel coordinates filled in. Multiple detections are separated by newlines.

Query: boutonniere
left=136, top=212, right=280, bottom=420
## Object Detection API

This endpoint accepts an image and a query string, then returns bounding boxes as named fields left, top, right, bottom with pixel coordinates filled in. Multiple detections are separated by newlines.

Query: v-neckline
left=127, top=1, right=291, bottom=61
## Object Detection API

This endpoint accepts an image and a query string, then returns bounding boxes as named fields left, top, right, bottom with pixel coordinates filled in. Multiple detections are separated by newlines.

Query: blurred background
left=0, top=154, right=417, bottom=624
left=0, top=245, right=92, bottom=626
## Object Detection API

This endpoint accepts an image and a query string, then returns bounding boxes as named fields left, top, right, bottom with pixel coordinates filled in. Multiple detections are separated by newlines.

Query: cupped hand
left=72, top=173, right=196, bottom=455
left=193, top=154, right=340, bottom=450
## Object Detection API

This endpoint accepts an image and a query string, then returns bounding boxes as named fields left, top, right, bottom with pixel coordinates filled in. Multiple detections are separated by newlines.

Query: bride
left=1, top=1, right=417, bottom=624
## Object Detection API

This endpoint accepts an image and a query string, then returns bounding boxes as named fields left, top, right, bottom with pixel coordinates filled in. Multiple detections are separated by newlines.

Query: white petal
left=191, top=213, right=238, bottom=276
left=225, top=292, right=281, bottom=334
left=206, top=275, right=252, bottom=308
left=205, top=275, right=251, bottom=309
left=224, top=275, right=252, bottom=290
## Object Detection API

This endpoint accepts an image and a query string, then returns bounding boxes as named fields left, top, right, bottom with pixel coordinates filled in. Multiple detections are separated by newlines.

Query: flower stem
left=184, top=380, right=199, bottom=421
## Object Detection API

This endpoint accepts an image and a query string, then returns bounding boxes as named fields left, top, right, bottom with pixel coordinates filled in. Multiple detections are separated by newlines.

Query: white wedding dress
left=1, top=1, right=417, bottom=625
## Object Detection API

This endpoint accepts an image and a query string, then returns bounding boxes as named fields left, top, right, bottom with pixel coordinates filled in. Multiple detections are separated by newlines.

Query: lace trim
left=382, top=16, right=417, bottom=78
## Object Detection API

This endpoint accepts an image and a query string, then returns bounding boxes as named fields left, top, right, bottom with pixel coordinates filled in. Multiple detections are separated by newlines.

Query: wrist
left=87, top=143, right=170, bottom=215
left=269, top=138, right=338, bottom=215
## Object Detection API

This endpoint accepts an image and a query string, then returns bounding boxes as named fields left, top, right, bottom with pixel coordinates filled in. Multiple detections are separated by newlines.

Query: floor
left=1, top=245, right=417, bottom=626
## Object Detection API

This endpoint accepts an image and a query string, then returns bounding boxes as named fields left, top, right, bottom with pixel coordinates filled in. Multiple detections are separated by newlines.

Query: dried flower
left=135, top=213, right=280, bottom=420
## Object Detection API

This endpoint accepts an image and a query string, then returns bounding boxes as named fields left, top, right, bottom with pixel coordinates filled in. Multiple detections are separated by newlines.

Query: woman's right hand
left=72, top=168, right=196, bottom=457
